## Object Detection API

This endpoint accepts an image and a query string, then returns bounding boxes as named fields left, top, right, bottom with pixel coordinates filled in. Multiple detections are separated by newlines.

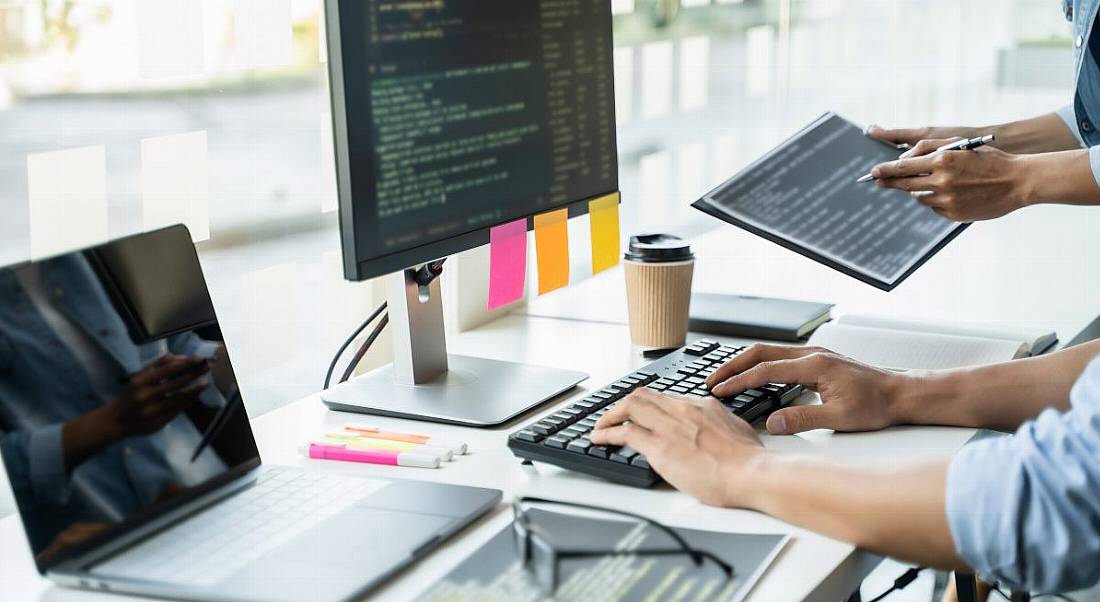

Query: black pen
left=856, top=134, right=995, bottom=183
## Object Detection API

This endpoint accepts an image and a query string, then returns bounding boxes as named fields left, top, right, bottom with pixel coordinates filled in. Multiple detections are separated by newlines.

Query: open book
left=807, top=314, right=1057, bottom=371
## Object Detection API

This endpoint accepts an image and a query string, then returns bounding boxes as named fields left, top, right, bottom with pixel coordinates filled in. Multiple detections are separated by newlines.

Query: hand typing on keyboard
left=590, top=389, right=764, bottom=508
left=703, top=343, right=908, bottom=435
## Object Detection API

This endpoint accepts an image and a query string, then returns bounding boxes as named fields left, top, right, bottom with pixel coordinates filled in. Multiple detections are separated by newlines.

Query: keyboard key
left=742, top=389, right=765, bottom=398
left=587, top=446, right=609, bottom=459
left=515, top=430, right=542, bottom=443
left=544, top=417, right=566, bottom=427
left=575, top=400, right=597, bottom=410
left=636, top=371, right=658, bottom=382
left=561, top=407, right=585, bottom=417
left=567, top=439, right=592, bottom=454
left=670, top=386, right=690, bottom=394
left=647, top=383, right=668, bottom=391
left=531, top=423, right=554, bottom=435
left=621, top=375, right=643, bottom=385
left=560, top=427, right=585, bottom=438
left=656, top=378, right=678, bottom=387
left=610, top=446, right=639, bottom=463
left=684, top=376, right=705, bottom=386
left=631, top=455, right=651, bottom=469
left=545, top=436, right=569, bottom=449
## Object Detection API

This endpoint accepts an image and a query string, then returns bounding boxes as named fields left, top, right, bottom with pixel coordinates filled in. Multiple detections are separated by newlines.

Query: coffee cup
left=623, top=233, right=694, bottom=348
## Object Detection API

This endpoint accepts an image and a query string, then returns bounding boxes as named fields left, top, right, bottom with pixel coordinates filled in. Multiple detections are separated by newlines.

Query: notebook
left=692, top=112, right=968, bottom=291
left=689, top=293, right=833, bottom=341
left=808, top=314, right=1057, bottom=371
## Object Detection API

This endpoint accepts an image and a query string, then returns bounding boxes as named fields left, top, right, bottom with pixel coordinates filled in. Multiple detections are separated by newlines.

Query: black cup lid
left=624, top=233, right=693, bottom=263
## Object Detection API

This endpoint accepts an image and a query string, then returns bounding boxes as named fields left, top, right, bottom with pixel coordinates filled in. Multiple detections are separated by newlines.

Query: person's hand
left=869, top=139, right=1031, bottom=221
left=704, top=344, right=911, bottom=435
left=866, top=124, right=977, bottom=149
left=591, top=390, right=764, bottom=507
left=101, top=354, right=209, bottom=439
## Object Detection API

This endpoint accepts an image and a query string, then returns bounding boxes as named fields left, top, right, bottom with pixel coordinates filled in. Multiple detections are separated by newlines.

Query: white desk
left=1, top=313, right=984, bottom=602
left=3, top=202, right=1099, bottom=601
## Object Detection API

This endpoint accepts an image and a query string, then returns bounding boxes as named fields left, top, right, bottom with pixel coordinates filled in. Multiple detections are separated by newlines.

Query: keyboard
left=507, top=340, right=804, bottom=487
left=90, top=467, right=388, bottom=586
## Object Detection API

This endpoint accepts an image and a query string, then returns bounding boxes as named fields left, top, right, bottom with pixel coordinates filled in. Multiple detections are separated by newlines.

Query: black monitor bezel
left=324, top=0, right=620, bottom=282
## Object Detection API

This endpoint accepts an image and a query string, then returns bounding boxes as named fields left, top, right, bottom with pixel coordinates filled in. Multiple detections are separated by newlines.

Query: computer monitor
left=321, top=0, right=618, bottom=425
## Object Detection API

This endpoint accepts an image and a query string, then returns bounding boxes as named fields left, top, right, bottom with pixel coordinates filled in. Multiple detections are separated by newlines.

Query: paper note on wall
left=487, top=219, right=528, bottom=310
left=141, top=131, right=210, bottom=241
left=533, top=209, right=569, bottom=294
left=589, top=192, right=621, bottom=274
left=241, top=262, right=299, bottom=375
left=321, top=112, right=338, bottom=213
left=27, top=146, right=109, bottom=260
left=136, top=0, right=204, bottom=79
left=234, top=0, right=294, bottom=69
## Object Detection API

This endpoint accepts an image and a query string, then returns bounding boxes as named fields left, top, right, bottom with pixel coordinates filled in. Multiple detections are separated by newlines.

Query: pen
left=343, top=424, right=468, bottom=455
left=856, top=134, right=995, bottom=183
left=300, top=442, right=440, bottom=468
left=322, top=433, right=454, bottom=461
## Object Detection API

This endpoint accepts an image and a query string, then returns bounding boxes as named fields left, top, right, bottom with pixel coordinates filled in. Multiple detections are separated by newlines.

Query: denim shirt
left=1058, top=0, right=1100, bottom=186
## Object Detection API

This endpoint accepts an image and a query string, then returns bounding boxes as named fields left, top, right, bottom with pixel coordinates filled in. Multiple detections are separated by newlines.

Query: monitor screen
left=327, top=0, right=619, bottom=279
left=0, top=227, right=260, bottom=572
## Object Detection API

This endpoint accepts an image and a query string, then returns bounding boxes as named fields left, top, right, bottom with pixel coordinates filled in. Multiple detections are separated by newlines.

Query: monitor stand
left=320, top=266, right=588, bottom=426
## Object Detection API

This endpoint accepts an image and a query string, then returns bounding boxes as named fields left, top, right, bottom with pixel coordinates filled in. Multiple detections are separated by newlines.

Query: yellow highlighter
left=322, top=434, right=453, bottom=462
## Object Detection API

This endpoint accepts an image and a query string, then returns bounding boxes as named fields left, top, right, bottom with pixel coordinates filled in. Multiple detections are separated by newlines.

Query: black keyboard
left=507, top=340, right=804, bottom=487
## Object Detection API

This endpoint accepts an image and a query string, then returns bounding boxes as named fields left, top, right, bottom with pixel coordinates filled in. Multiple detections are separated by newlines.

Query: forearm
left=61, top=407, right=120, bottom=472
left=1015, top=148, right=1100, bottom=206
left=738, top=454, right=965, bottom=569
left=896, top=340, right=1100, bottom=431
left=984, top=112, right=1083, bottom=154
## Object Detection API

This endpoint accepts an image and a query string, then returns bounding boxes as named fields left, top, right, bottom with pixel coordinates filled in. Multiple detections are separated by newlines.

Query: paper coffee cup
left=623, top=234, right=694, bottom=349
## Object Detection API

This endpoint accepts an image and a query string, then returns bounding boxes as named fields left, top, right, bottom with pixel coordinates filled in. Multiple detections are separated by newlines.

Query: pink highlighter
left=300, top=442, right=440, bottom=469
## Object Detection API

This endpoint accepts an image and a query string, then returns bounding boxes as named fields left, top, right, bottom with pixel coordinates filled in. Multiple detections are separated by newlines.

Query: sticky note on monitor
left=136, top=0, right=205, bottom=79
left=234, top=0, right=294, bottom=69
left=27, top=145, right=109, bottom=260
left=589, top=192, right=621, bottom=274
left=141, top=131, right=210, bottom=242
left=533, top=209, right=569, bottom=294
left=487, top=219, right=527, bottom=310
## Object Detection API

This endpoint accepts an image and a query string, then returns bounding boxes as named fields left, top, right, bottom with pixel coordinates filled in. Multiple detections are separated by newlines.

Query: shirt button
left=1077, top=34, right=1085, bottom=48
left=1083, top=119, right=1094, bottom=133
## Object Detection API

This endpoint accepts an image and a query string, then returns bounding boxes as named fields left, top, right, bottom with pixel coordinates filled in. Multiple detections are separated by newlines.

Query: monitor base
left=320, top=354, right=587, bottom=427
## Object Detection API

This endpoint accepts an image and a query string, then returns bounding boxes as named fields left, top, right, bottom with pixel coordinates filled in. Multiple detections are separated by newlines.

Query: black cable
left=864, top=567, right=925, bottom=602
left=340, top=313, right=389, bottom=384
left=324, top=301, right=386, bottom=389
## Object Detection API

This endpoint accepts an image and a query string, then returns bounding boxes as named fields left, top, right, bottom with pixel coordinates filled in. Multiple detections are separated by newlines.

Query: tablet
left=692, top=112, right=967, bottom=291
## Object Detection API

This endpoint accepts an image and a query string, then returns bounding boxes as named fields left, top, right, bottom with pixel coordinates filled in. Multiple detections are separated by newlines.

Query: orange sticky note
left=589, top=192, right=621, bottom=274
left=533, top=209, right=570, bottom=294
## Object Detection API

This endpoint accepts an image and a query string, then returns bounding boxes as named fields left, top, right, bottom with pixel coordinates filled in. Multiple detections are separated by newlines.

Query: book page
left=836, top=314, right=1053, bottom=351
left=808, top=323, right=1025, bottom=371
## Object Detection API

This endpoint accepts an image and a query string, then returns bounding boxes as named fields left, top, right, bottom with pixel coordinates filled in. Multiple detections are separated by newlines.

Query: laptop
left=0, top=225, right=501, bottom=602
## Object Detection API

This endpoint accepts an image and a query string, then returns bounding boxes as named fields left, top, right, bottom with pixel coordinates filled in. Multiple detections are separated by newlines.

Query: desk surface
left=2, top=313, right=980, bottom=602
left=4, top=202, right=1100, bottom=601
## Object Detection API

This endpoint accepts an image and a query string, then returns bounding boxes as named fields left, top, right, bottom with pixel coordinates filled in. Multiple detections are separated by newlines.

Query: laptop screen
left=0, top=226, right=261, bottom=573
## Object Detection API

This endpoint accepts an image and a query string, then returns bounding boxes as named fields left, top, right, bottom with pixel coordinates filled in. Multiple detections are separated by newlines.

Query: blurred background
left=0, top=0, right=1075, bottom=419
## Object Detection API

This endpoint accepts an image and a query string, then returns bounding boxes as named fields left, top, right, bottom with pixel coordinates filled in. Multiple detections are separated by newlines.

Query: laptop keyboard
left=90, top=467, right=388, bottom=587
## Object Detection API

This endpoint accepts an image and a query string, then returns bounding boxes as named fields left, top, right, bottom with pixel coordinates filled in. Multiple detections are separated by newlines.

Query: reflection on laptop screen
left=0, top=226, right=260, bottom=572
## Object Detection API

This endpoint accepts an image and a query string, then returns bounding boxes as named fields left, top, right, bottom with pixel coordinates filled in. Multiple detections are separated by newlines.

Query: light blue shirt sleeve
left=946, top=355, right=1100, bottom=593
left=1055, top=104, right=1100, bottom=191
left=1057, top=104, right=1086, bottom=147
left=0, top=423, right=72, bottom=508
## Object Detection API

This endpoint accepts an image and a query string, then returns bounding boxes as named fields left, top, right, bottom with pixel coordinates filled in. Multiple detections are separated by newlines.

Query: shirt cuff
left=1057, top=104, right=1086, bottom=147
left=1087, top=146, right=1100, bottom=192
left=27, top=423, right=72, bottom=506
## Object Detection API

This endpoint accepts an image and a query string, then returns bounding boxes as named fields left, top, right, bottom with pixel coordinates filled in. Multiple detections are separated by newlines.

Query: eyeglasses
left=512, top=496, right=734, bottom=596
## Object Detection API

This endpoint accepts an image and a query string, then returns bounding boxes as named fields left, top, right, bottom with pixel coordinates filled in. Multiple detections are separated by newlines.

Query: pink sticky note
left=487, top=219, right=528, bottom=310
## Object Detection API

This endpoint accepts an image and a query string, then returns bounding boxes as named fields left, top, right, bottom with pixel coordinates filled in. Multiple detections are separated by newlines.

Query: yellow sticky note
left=589, top=192, right=621, bottom=274
left=533, top=209, right=570, bottom=294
